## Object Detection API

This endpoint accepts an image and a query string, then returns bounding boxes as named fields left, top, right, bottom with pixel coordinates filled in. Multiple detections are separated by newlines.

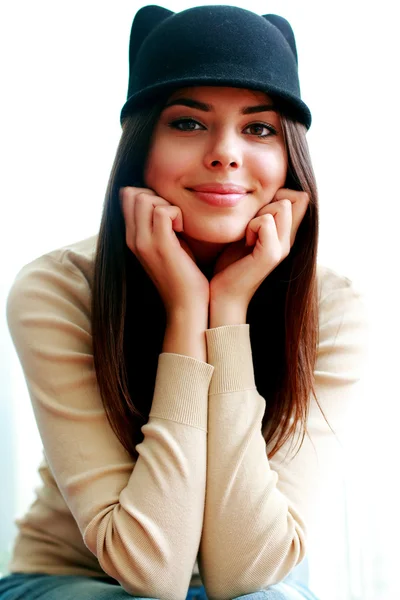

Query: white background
left=0, top=1, right=399, bottom=599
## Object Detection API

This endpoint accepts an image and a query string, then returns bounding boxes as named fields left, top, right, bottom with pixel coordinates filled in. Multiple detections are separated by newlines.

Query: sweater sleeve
left=198, top=271, right=369, bottom=600
left=6, top=254, right=214, bottom=600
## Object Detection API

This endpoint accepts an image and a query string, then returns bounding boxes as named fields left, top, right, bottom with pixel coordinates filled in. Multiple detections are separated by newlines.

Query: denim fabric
left=0, top=557, right=320, bottom=600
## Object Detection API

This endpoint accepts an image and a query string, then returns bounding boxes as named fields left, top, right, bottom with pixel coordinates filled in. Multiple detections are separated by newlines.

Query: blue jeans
left=0, top=557, right=319, bottom=599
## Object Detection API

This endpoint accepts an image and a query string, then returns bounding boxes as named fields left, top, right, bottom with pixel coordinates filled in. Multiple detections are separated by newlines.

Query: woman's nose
left=203, top=132, right=242, bottom=170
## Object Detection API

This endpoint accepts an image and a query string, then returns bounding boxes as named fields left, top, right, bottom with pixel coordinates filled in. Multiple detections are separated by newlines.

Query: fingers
left=265, top=199, right=292, bottom=254
left=246, top=214, right=282, bottom=266
left=120, top=186, right=175, bottom=253
left=243, top=189, right=309, bottom=280
left=119, top=186, right=158, bottom=221
left=255, top=189, right=310, bottom=247
left=152, top=205, right=183, bottom=249
left=246, top=202, right=290, bottom=259
left=121, top=187, right=154, bottom=249
left=119, top=188, right=209, bottom=314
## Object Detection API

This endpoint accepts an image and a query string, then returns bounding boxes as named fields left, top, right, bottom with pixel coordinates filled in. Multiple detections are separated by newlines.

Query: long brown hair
left=92, top=96, right=329, bottom=462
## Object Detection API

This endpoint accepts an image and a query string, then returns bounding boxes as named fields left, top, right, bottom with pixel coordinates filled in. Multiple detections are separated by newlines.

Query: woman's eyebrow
left=163, top=98, right=276, bottom=114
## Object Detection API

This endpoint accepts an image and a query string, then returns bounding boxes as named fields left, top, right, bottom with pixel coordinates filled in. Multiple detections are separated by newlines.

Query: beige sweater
left=6, top=235, right=368, bottom=600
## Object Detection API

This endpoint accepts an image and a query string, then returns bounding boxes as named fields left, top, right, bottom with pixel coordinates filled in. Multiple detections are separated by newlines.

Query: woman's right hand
left=120, top=186, right=210, bottom=319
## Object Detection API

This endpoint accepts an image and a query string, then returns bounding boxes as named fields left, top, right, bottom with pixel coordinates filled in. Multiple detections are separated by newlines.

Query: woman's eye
left=168, top=119, right=204, bottom=131
left=244, top=123, right=276, bottom=138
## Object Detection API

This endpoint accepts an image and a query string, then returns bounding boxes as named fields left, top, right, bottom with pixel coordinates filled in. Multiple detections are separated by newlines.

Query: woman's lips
left=190, top=191, right=246, bottom=207
left=188, top=187, right=248, bottom=207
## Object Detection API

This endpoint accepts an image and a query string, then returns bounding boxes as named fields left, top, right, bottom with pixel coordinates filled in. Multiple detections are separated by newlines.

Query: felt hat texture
left=120, top=4, right=312, bottom=129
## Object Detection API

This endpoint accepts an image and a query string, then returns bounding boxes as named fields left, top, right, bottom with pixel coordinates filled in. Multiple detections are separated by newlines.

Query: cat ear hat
left=120, top=4, right=312, bottom=129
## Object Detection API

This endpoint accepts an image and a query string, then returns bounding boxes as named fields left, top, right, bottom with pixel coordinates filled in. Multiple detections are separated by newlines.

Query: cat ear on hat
left=128, top=5, right=173, bottom=66
left=263, top=14, right=298, bottom=65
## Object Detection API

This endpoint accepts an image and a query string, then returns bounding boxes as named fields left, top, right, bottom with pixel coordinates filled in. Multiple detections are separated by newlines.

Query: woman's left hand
left=209, top=188, right=310, bottom=323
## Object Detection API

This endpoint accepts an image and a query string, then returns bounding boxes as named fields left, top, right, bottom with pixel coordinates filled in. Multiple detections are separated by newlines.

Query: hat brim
left=120, top=78, right=312, bottom=130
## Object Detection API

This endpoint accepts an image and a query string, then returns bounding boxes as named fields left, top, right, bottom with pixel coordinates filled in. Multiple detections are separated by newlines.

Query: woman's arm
left=6, top=252, right=213, bottom=600
left=163, top=307, right=208, bottom=362
left=198, top=268, right=369, bottom=600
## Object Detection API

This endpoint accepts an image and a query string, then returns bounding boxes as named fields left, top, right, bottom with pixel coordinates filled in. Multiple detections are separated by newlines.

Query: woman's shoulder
left=316, top=263, right=366, bottom=317
left=6, top=235, right=99, bottom=330
left=14, top=234, right=98, bottom=286
left=315, top=263, right=369, bottom=359
left=316, top=263, right=356, bottom=300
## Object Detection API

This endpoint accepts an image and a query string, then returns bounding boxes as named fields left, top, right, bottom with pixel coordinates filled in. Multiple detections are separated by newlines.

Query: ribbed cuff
left=149, top=353, right=214, bottom=430
left=205, top=325, right=257, bottom=395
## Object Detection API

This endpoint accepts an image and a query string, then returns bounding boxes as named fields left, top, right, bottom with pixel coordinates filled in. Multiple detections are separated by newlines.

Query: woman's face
left=144, top=86, right=288, bottom=250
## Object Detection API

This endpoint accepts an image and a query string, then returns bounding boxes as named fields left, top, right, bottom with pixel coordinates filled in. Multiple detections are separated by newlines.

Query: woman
left=0, top=5, right=367, bottom=600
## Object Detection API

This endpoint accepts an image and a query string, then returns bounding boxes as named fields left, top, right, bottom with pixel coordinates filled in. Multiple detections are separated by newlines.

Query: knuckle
left=135, top=237, right=149, bottom=255
left=262, top=213, right=274, bottom=223
left=120, top=186, right=131, bottom=198
left=153, top=205, right=168, bottom=218
left=274, top=189, right=288, bottom=201
left=300, top=191, right=310, bottom=203
left=135, top=192, right=148, bottom=204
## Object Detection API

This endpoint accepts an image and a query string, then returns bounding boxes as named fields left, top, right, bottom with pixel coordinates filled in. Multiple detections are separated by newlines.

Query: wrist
left=167, top=305, right=208, bottom=329
left=209, top=299, right=247, bottom=328
left=164, top=307, right=208, bottom=362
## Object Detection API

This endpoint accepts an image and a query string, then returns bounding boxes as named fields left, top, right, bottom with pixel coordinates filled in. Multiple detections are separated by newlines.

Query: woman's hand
left=209, top=188, right=310, bottom=326
left=120, top=187, right=210, bottom=320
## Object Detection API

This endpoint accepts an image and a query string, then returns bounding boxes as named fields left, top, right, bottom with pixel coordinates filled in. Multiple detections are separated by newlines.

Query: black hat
left=120, top=4, right=312, bottom=129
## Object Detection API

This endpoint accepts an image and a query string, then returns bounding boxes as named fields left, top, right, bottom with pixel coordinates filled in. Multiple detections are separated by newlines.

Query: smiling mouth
left=188, top=188, right=248, bottom=207
left=189, top=184, right=250, bottom=194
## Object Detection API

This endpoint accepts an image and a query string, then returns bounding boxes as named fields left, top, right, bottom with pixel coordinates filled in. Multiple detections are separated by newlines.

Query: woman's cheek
left=256, top=152, right=287, bottom=192
left=145, top=143, right=190, bottom=188
left=162, top=142, right=197, bottom=176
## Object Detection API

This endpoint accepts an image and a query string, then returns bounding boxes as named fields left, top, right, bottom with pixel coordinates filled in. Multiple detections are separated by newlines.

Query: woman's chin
left=183, top=225, right=246, bottom=245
